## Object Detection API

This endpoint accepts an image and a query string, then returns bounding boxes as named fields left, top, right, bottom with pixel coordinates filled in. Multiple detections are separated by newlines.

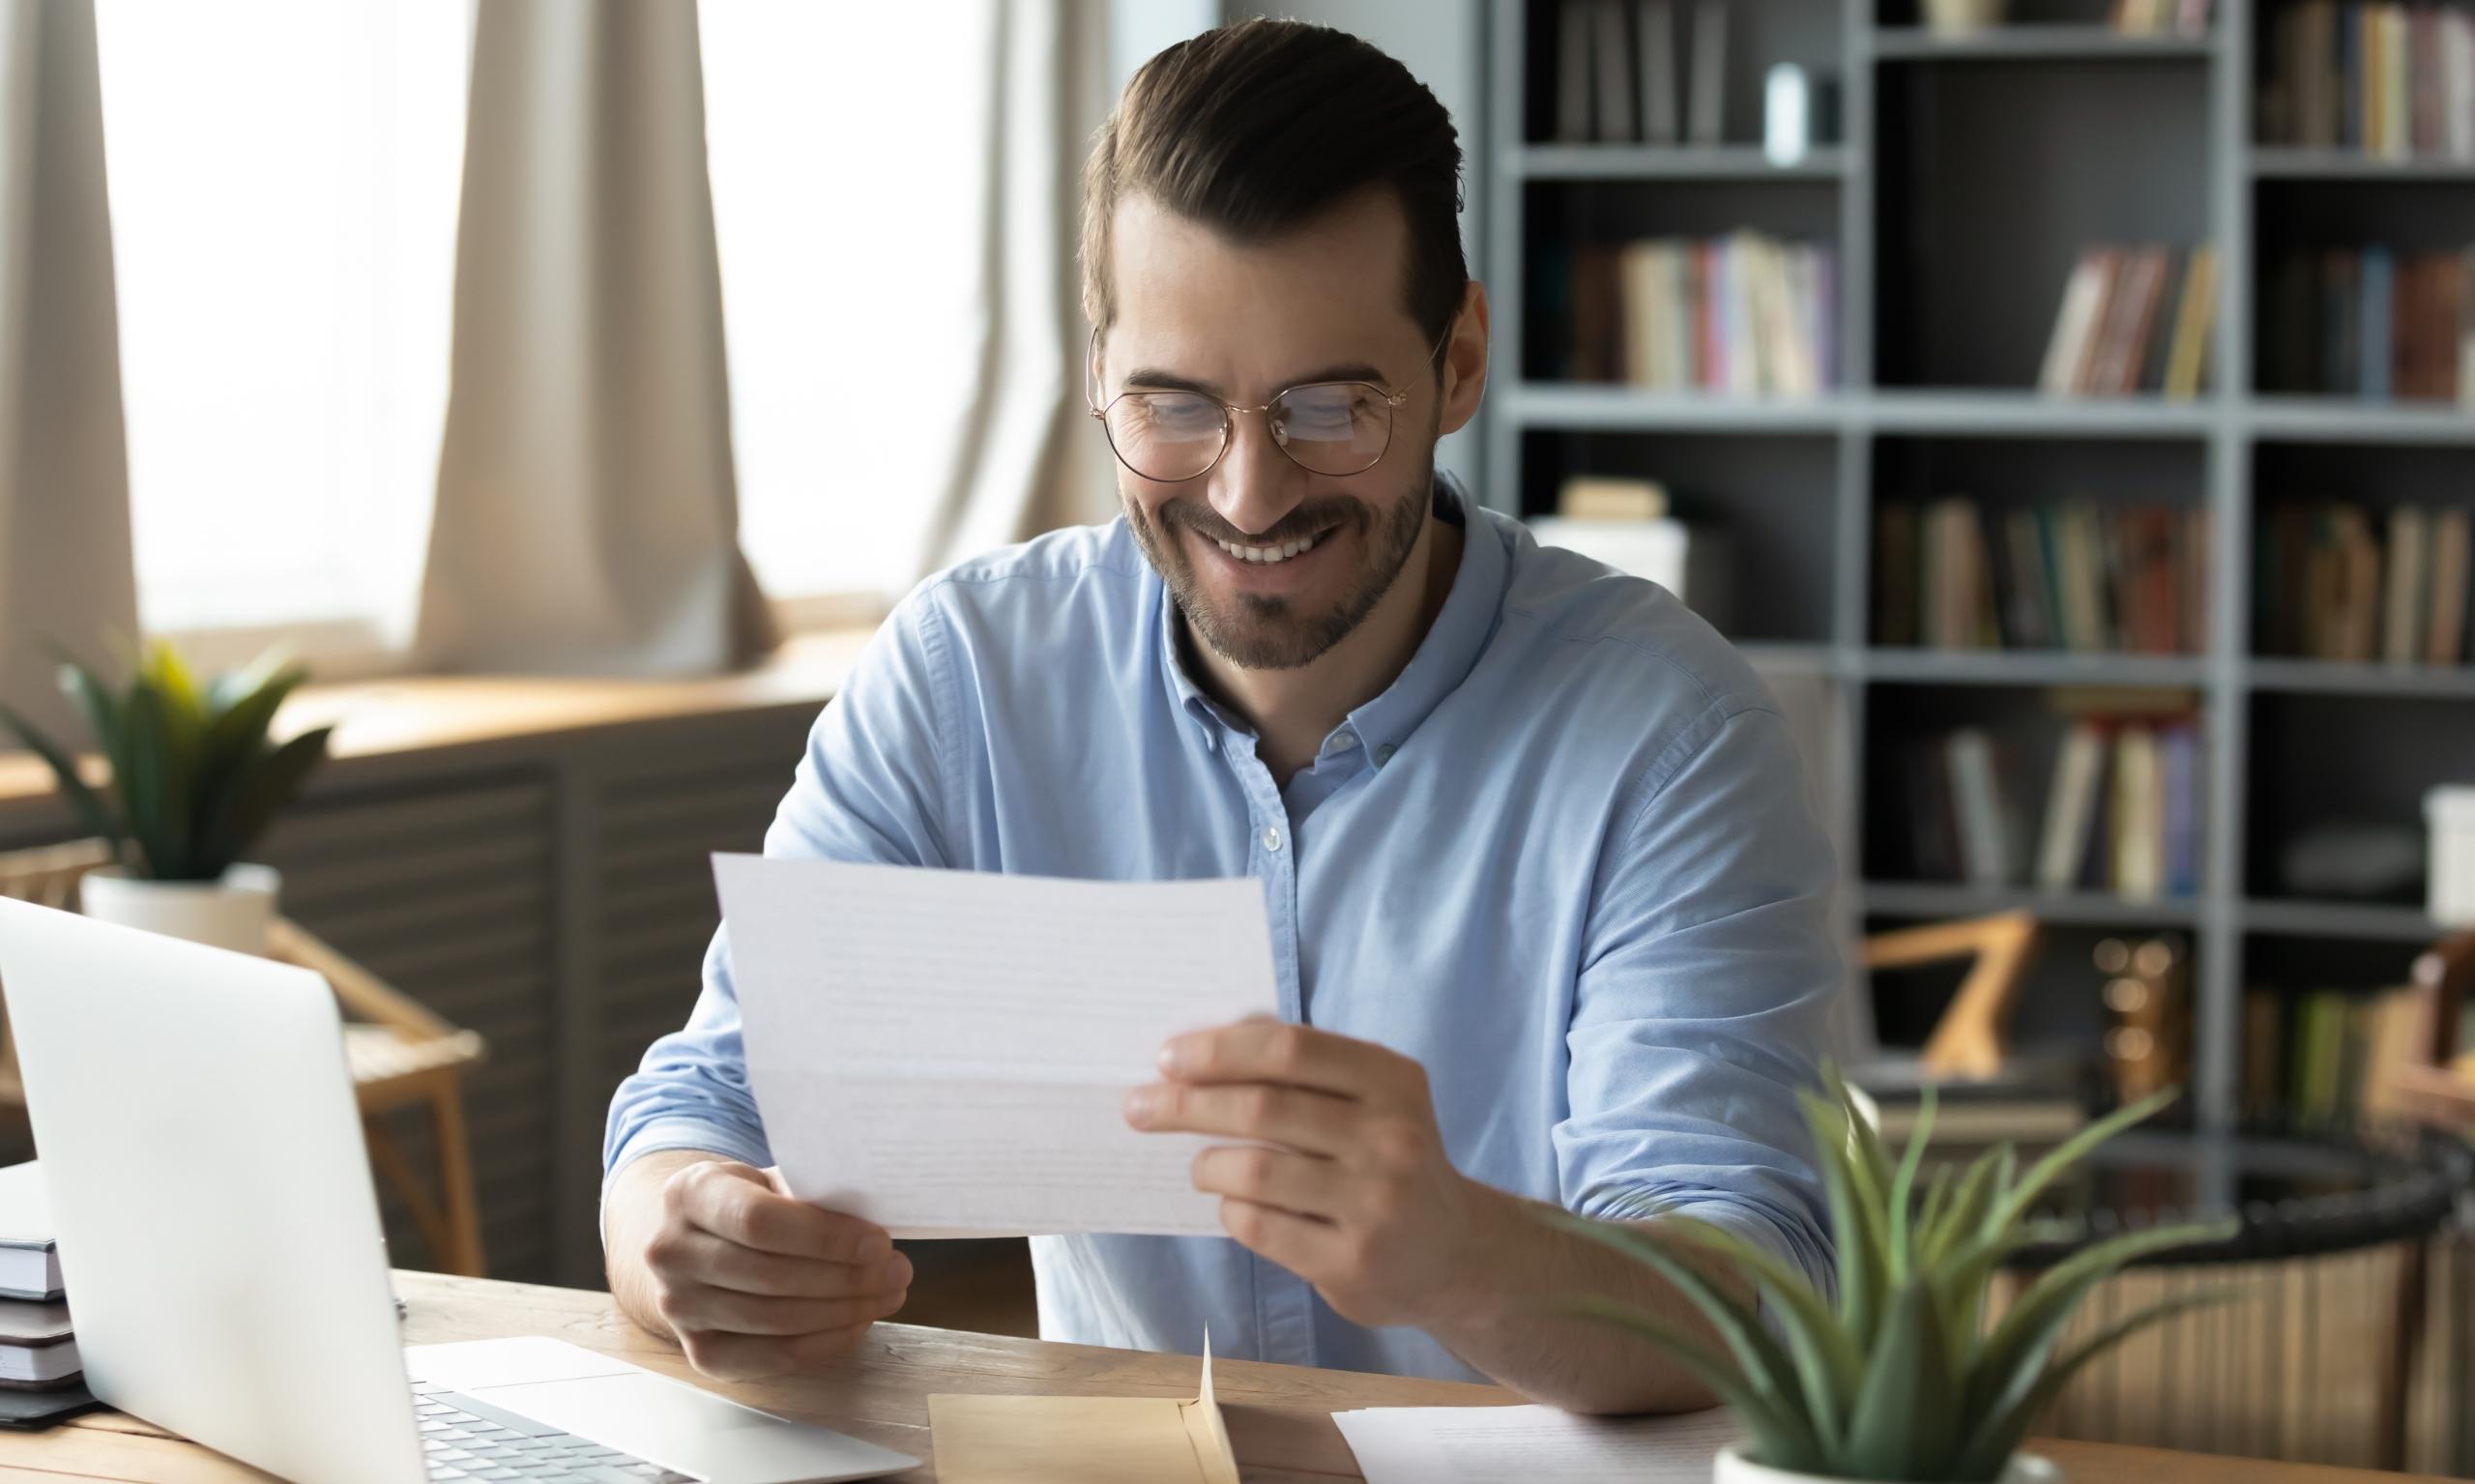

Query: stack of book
left=1874, top=497, right=2209, bottom=655
left=2257, top=2, right=2475, bottom=158
left=1552, top=0, right=1732, bottom=146
left=2110, top=0, right=2215, bottom=35
left=1544, top=234, right=1840, bottom=394
left=2037, top=246, right=2219, bottom=399
left=2240, top=985, right=2428, bottom=1126
left=2255, top=501, right=2473, bottom=664
left=1897, top=704, right=2205, bottom=902
left=0, top=1164, right=74, bottom=1394
left=2262, top=246, right=2475, bottom=402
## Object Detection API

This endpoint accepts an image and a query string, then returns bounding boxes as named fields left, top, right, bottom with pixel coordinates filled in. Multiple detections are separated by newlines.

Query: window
left=96, top=1, right=470, bottom=663
left=698, top=1, right=994, bottom=614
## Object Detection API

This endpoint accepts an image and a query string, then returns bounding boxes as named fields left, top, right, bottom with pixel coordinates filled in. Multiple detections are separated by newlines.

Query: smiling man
left=601, top=19, right=1839, bottom=1414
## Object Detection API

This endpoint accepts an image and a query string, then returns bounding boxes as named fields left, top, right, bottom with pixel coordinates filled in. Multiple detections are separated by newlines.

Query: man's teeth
left=1214, top=532, right=1320, bottom=565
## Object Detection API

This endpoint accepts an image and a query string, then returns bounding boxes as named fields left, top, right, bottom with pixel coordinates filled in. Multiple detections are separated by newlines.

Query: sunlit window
left=96, top=1, right=471, bottom=655
left=698, top=0, right=994, bottom=610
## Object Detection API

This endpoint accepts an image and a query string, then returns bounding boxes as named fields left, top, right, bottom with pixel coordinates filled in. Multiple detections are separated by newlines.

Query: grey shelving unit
left=1483, top=0, right=2475, bottom=1132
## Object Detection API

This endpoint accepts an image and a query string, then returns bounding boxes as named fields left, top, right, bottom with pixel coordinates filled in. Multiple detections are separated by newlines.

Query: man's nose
left=1208, top=409, right=1306, bottom=538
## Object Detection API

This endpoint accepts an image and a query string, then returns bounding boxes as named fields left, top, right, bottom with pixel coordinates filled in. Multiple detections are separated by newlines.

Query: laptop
left=0, top=894, right=918, bottom=1484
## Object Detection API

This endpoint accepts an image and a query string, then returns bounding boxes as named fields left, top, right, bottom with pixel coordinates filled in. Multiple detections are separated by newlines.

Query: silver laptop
left=0, top=894, right=917, bottom=1484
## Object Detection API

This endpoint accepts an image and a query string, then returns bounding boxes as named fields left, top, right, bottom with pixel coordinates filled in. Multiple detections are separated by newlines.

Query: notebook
left=0, top=1165, right=61, bottom=1303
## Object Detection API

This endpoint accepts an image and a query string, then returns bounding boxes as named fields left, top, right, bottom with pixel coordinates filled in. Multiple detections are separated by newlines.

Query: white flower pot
left=1924, top=0, right=2010, bottom=34
left=1715, top=1445, right=2063, bottom=1484
left=78, top=862, right=280, bottom=957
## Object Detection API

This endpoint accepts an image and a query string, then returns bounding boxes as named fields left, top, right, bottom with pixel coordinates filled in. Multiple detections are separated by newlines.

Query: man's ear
left=1438, top=280, right=1490, bottom=439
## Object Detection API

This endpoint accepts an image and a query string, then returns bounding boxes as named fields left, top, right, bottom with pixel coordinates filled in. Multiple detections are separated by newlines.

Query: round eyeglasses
left=1087, top=323, right=1453, bottom=483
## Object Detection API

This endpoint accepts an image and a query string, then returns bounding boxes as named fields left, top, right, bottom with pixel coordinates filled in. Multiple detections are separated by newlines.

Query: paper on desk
left=926, top=1331, right=1238, bottom=1484
left=1333, top=1403, right=1741, bottom=1483
left=713, top=854, right=1279, bottom=1237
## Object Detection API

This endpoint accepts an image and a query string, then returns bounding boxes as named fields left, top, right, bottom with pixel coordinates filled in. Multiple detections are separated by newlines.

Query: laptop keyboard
left=412, top=1379, right=696, bottom=1482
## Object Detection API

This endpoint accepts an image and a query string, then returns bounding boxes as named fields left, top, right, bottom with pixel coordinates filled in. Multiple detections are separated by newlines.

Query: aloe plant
left=0, top=639, right=333, bottom=882
left=1555, top=1072, right=2236, bottom=1482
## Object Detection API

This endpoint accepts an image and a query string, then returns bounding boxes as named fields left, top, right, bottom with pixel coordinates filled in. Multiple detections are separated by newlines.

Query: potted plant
left=0, top=639, right=333, bottom=955
left=1556, top=1072, right=2235, bottom=1483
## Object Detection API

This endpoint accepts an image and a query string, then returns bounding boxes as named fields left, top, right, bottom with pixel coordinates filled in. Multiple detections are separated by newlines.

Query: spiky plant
left=0, top=639, right=332, bottom=882
left=1554, top=1073, right=2236, bottom=1481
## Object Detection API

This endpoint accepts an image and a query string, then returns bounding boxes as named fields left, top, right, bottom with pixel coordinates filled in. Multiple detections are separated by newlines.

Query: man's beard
left=1124, top=446, right=1435, bottom=672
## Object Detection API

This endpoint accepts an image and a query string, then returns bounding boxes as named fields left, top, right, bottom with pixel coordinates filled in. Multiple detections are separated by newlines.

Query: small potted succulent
left=0, top=639, right=332, bottom=954
left=1557, top=1072, right=2234, bottom=1483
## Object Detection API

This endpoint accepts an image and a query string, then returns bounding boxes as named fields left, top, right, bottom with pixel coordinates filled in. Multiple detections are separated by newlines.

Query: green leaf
left=1951, top=1289, right=2231, bottom=1480
left=192, top=725, right=330, bottom=878
left=0, top=700, right=125, bottom=858
left=1921, top=1144, right=2003, bottom=1269
left=1887, top=1085, right=1937, bottom=1283
left=1555, top=1295, right=1827, bottom=1474
left=1843, top=1278, right=1959, bottom=1482
left=1986, top=1088, right=2181, bottom=1237
left=1801, top=1089, right=1887, bottom=1350
left=1967, top=1217, right=2237, bottom=1421
left=192, top=663, right=307, bottom=848
left=205, top=643, right=296, bottom=720
left=1655, top=1216, right=1864, bottom=1449
left=114, top=686, right=182, bottom=879
left=44, top=640, right=123, bottom=753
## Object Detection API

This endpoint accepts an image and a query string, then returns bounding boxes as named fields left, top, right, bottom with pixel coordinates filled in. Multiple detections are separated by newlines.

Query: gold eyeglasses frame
left=1084, top=319, right=1457, bottom=483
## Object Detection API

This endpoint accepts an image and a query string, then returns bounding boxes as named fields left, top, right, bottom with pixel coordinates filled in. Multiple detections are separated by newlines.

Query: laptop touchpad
left=471, top=1373, right=913, bottom=1483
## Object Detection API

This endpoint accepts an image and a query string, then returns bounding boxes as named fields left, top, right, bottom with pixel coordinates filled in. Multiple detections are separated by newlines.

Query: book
left=2111, top=723, right=2164, bottom=901
left=0, top=1300, right=76, bottom=1390
left=2427, top=507, right=2471, bottom=664
left=1687, top=0, right=1727, bottom=146
left=1946, top=728, right=2017, bottom=887
left=1591, top=0, right=1634, bottom=143
left=2162, top=245, right=2218, bottom=399
left=2036, top=722, right=2110, bottom=892
left=0, top=1166, right=59, bottom=1304
left=2380, top=504, right=2429, bottom=665
left=1557, top=476, right=1669, bottom=521
left=1636, top=0, right=1679, bottom=143
left=2040, top=250, right=2112, bottom=395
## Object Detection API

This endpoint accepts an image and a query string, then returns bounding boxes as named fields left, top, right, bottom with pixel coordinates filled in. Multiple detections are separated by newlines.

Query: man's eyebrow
left=1120, top=362, right=1392, bottom=397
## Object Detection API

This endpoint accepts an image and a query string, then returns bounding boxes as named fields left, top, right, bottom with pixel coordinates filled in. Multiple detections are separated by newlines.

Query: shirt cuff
left=598, top=1118, right=773, bottom=1252
left=1589, top=1188, right=1839, bottom=1320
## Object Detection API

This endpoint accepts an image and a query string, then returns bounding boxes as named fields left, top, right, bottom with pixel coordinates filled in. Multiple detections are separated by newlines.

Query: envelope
left=925, top=1333, right=1238, bottom=1484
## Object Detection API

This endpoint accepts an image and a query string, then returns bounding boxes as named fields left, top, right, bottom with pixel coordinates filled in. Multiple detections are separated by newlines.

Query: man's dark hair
left=1080, top=18, right=1468, bottom=347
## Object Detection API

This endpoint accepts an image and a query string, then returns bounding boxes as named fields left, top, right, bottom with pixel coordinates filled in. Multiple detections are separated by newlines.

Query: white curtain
left=414, top=0, right=775, bottom=676
left=0, top=0, right=137, bottom=746
left=917, top=0, right=1118, bottom=575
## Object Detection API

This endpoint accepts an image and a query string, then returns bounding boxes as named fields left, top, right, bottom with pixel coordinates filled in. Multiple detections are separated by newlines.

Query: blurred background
left=0, top=0, right=2472, bottom=1473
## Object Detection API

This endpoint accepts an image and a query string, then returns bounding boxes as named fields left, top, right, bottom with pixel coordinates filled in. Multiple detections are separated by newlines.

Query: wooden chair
left=1864, top=910, right=2041, bottom=1080
left=0, top=837, right=490, bottom=1277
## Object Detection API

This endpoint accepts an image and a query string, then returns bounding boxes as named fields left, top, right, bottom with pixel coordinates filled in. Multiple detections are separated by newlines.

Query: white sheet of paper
left=1332, top=1404, right=1742, bottom=1483
left=713, top=855, right=1279, bottom=1237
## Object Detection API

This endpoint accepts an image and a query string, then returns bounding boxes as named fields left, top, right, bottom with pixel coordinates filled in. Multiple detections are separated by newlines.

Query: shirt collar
left=1150, top=471, right=1507, bottom=764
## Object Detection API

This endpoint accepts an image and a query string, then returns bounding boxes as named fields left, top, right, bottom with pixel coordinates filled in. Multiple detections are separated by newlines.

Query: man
left=602, top=19, right=1837, bottom=1414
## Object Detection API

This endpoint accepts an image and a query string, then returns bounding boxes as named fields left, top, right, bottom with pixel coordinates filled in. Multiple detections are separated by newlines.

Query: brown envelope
left=926, top=1333, right=1239, bottom=1484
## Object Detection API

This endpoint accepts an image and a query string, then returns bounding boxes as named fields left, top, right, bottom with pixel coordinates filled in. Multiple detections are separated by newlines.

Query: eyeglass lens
left=1102, top=383, right=1392, bottom=481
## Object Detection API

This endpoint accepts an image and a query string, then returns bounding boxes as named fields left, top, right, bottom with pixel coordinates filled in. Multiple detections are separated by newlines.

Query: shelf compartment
left=1873, top=27, right=2215, bottom=62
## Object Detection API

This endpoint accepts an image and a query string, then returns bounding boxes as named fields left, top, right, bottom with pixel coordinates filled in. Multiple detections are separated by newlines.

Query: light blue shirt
left=604, top=474, right=1840, bottom=1382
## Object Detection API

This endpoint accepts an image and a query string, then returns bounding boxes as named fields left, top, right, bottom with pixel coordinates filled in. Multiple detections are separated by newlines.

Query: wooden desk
left=0, top=1270, right=2449, bottom=1483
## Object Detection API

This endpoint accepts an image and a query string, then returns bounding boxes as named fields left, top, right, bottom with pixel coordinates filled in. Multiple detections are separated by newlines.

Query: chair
left=0, top=837, right=490, bottom=1276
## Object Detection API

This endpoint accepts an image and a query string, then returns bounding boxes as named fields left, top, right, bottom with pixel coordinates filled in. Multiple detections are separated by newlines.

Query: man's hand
left=608, top=1153, right=913, bottom=1382
left=1122, top=1018, right=1517, bottom=1330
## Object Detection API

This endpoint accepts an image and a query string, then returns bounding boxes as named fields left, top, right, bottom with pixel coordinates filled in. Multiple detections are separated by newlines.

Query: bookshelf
left=1483, top=0, right=2475, bottom=1134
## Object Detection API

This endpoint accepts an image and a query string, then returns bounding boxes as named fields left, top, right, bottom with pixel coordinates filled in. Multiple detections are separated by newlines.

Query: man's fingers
left=1155, top=1020, right=1387, bottom=1098
left=663, top=1230, right=912, bottom=1299
left=1124, top=1079, right=1354, bottom=1152
left=658, top=1281, right=909, bottom=1338
left=1190, top=1144, right=1347, bottom=1219
left=678, top=1163, right=891, bottom=1262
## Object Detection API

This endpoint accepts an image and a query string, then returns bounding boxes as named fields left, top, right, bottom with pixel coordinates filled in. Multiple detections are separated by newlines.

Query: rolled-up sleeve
left=598, top=588, right=956, bottom=1237
left=1553, top=699, right=1840, bottom=1295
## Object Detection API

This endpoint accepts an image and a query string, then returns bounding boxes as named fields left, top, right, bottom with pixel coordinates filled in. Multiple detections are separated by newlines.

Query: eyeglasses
left=1086, top=323, right=1454, bottom=483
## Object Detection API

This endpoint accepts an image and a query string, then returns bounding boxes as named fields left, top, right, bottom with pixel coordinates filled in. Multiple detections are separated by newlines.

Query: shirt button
left=1262, top=826, right=1284, bottom=853
left=1329, top=733, right=1358, bottom=752
left=1375, top=744, right=1396, bottom=765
